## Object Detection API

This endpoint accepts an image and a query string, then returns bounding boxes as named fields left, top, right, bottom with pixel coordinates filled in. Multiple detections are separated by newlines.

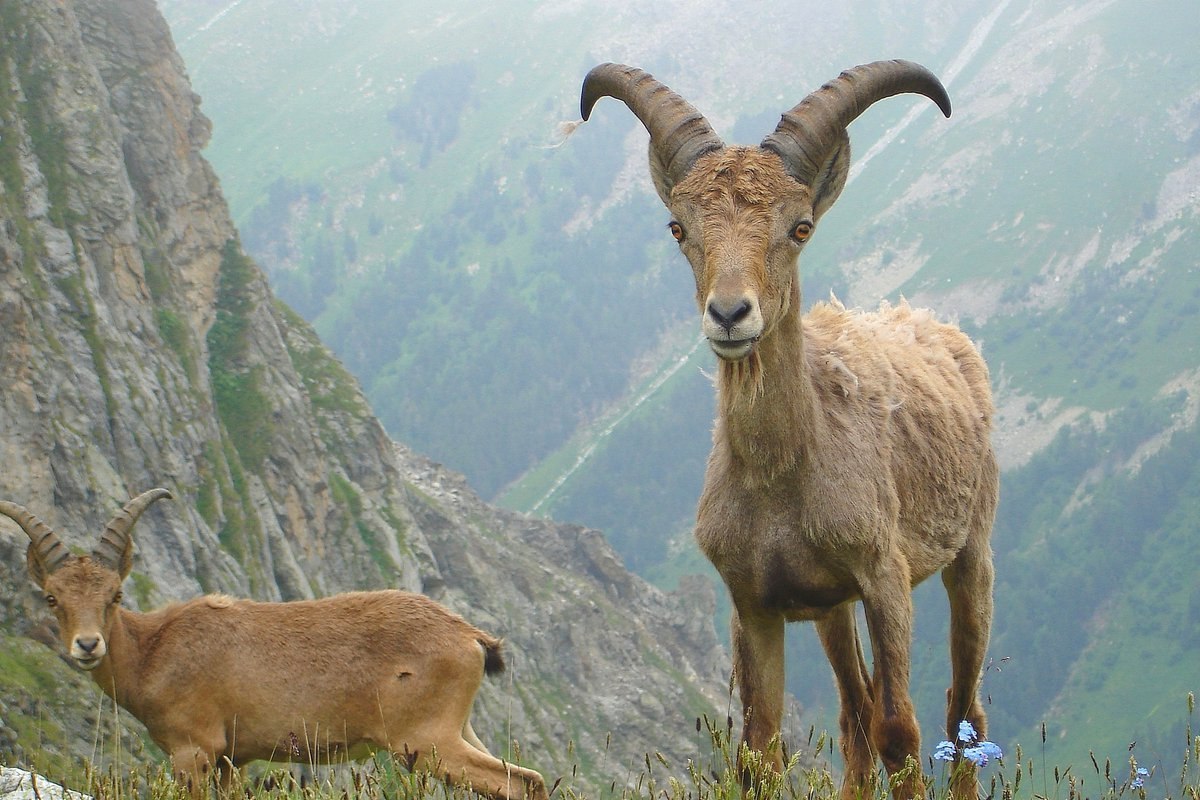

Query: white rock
left=0, top=767, right=91, bottom=800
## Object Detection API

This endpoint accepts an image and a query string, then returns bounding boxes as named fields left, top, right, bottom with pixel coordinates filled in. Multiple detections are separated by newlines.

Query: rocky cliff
left=0, top=0, right=731, bottom=786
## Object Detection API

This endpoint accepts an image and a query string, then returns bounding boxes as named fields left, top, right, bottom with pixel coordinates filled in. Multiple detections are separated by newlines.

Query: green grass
left=11, top=698, right=1198, bottom=800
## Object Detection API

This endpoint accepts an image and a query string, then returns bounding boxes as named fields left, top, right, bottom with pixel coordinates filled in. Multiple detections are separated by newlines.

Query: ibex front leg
left=817, top=604, right=877, bottom=800
left=731, top=607, right=787, bottom=781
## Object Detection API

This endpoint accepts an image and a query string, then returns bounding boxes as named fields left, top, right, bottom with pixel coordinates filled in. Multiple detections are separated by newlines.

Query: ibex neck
left=715, top=298, right=820, bottom=480
left=91, top=608, right=151, bottom=716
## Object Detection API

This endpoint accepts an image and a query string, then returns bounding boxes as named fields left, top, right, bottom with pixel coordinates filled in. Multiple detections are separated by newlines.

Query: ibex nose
left=76, top=636, right=100, bottom=654
left=707, top=298, right=753, bottom=334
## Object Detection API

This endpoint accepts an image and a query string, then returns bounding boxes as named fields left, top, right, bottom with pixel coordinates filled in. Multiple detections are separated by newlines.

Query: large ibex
left=2, top=490, right=547, bottom=800
left=579, top=61, right=998, bottom=799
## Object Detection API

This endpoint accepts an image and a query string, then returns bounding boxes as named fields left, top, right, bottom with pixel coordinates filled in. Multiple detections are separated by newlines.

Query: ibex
left=579, top=60, right=998, bottom=800
left=1, top=489, right=547, bottom=800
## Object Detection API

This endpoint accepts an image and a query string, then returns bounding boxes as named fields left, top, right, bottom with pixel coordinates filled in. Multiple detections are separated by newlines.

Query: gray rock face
left=0, top=0, right=731, bottom=787
left=390, top=444, right=732, bottom=767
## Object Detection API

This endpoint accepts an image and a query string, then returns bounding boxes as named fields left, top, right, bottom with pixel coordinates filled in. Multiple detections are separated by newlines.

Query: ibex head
left=1, top=489, right=172, bottom=669
left=580, top=61, right=950, bottom=363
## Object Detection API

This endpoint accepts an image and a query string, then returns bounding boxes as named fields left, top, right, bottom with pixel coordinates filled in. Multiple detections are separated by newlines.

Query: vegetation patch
left=0, top=633, right=159, bottom=787
left=207, top=239, right=274, bottom=469
left=328, top=471, right=393, bottom=574
left=378, top=504, right=411, bottom=557
left=0, top=6, right=27, bottom=199
left=140, top=246, right=200, bottom=383
left=277, top=301, right=370, bottom=428
left=1, top=5, right=82, bottom=233
left=53, top=272, right=118, bottom=422
left=193, top=442, right=222, bottom=530
left=154, top=308, right=196, bottom=380
left=213, top=436, right=269, bottom=596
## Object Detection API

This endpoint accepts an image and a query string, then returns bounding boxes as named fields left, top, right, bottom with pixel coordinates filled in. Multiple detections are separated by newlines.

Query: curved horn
left=761, top=59, right=951, bottom=187
left=92, top=488, right=173, bottom=570
left=581, top=62, right=724, bottom=197
left=0, top=501, right=72, bottom=573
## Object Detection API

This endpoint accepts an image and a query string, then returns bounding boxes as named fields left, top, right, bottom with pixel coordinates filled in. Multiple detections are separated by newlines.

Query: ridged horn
left=581, top=62, right=724, bottom=197
left=761, top=59, right=951, bottom=188
left=92, top=488, right=173, bottom=570
left=0, top=501, right=72, bottom=573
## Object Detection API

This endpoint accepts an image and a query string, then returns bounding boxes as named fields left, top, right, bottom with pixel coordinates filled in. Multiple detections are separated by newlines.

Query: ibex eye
left=112, top=591, right=123, bottom=605
left=668, top=221, right=685, bottom=242
left=791, top=220, right=813, bottom=243
left=45, top=594, right=57, bottom=607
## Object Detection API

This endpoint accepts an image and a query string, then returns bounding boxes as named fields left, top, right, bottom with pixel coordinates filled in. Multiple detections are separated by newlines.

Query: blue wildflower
left=1131, top=766, right=1149, bottom=789
left=962, top=746, right=989, bottom=767
left=962, top=741, right=1003, bottom=767
left=978, top=741, right=1004, bottom=761
left=933, top=740, right=957, bottom=762
left=933, top=721, right=1003, bottom=767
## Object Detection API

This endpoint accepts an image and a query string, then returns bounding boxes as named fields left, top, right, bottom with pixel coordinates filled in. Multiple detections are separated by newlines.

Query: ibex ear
left=648, top=145, right=675, bottom=206
left=810, top=132, right=851, bottom=223
left=26, top=543, right=50, bottom=589
left=114, top=538, right=135, bottom=581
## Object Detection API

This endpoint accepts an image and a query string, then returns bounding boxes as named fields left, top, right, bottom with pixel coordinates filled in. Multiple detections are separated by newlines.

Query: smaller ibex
left=1, top=489, right=547, bottom=800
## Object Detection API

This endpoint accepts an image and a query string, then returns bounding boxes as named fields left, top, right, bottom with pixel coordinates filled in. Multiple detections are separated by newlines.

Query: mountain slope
left=159, top=0, right=992, bottom=498
left=0, top=0, right=730, bottom=785
left=159, top=0, right=1200, bottom=784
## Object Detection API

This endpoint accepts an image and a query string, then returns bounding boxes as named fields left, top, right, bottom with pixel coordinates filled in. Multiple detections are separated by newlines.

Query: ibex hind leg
left=412, top=739, right=548, bottom=800
left=941, top=459, right=998, bottom=799
left=463, top=719, right=491, bottom=755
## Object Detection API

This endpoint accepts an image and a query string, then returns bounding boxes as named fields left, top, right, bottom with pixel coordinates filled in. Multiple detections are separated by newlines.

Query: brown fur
left=660, top=146, right=997, bottom=799
left=18, top=538, right=546, bottom=800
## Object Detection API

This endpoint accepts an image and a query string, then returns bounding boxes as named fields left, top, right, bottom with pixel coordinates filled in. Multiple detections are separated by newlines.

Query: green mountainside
left=163, top=0, right=1200, bottom=783
left=160, top=0, right=983, bottom=498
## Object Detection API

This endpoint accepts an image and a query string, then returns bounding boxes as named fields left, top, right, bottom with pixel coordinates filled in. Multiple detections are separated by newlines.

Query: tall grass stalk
left=11, top=696, right=1199, bottom=800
